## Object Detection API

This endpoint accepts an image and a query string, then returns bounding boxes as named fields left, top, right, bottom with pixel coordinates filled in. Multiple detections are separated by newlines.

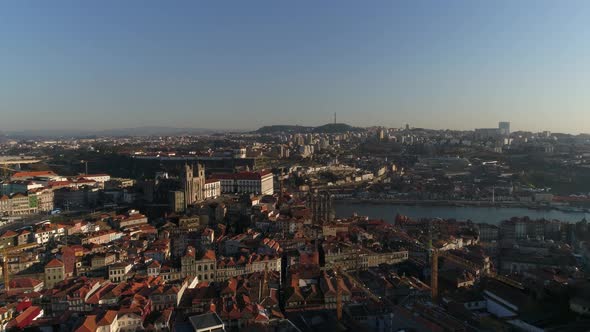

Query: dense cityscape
left=5, top=1, right=590, bottom=331
left=0, top=121, right=589, bottom=331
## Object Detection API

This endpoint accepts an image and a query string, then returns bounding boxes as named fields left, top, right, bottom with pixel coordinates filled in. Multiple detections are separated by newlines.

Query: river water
left=334, top=201, right=590, bottom=225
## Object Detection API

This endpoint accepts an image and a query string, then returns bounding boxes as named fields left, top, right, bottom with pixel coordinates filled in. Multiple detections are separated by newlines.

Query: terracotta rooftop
left=0, top=230, right=18, bottom=238
left=45, top=258, right=64, bottom=268
left=202, top=249, right=216, bottom=261
left=12, top=171, right=57, bottom=178
left=98, top=310, right=118, bottom=326
left=9, top=277, right=43, bottom=289
left=75, top=315, right=97, bottom=332
left=148, top=260, right=161, bottom=268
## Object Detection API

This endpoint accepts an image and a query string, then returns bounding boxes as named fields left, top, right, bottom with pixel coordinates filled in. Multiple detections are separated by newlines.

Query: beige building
left=181, top=247, right=216, bottom=282
left=108, top=262, right=132, bottom=283
left=91, top=252, right=117, bottom=270
left=0, top=189, right=54, bottom=216
left=45, top=258, right=65, bottom=289
left=168, top=190, right=185, bottom=213
left=118, top=312, right=143, bottom=332
left=0, top=195, right=10, bottom=215
left=2, top=193, right=36, bottom=215
left=364, top=251, right=409, bottom=268
left=324, top=244, right=409, bottom=271
left=32, top=189, right=55, bottom=212
left=114, top=211, right=148, bottom=229
left=203, top=180, right=221, bottom=199
left=213, top=170, right=274, bottom=195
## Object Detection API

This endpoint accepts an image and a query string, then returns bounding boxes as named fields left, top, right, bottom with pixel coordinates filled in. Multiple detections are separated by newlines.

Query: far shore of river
left=333, top=198, right=589, bottom=213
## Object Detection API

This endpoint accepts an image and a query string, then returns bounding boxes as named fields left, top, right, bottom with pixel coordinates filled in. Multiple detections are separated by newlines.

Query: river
left=334, top=201, right=590, bottom=225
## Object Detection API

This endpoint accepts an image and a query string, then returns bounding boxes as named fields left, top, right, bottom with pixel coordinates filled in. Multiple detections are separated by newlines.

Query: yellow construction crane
left=429, top=248, right=523, bottom=301
left=426, top=218, right=523, bottom=301
left=0, top=165, right=17, bottom=179
left=431, top=250, right=438, bottom=301
left=0, top=242, right=39, bottom=291
left=336, top=267, right=343, bottom=321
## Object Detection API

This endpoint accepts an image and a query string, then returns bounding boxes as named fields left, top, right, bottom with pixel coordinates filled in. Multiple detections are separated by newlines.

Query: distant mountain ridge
left=255, top=123, right=362, bottom=134
left=312, top=123, right=362, bottom=133
left=3, top=126, right=238, bottom=138
left=255, top=125, right=314, bottom=134
left=3, top=123, right=363, bottom=138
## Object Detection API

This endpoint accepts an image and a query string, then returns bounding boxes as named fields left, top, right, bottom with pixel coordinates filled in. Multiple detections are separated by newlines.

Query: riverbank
left=334, top=198, right=589, bottom=213
left=333, top=201, right=590, bottom=224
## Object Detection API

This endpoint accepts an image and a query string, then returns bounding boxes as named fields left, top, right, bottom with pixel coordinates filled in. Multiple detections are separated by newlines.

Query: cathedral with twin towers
left=181, top=163, right=206, bottom=208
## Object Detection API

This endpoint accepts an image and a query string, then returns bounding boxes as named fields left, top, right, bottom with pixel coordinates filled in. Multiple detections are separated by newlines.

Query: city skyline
left=2, top=1, right=590, bottom=134
left=0, top=121, right=553, bottom=138
left=3, top=2, right=590, bottom=329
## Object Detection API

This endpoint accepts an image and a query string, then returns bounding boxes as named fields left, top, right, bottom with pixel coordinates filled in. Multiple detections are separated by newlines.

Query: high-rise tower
left=499, top=121, right=510, bottom=136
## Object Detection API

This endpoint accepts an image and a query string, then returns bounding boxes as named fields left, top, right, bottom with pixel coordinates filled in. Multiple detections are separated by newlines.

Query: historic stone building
left=181, top=163, right=205, bottom=208
left=308, top=190, right=334, bottom=225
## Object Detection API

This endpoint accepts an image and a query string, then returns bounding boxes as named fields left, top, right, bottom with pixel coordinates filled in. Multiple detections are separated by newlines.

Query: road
left=0, top=216, right=47, bottom=232
left=0, top=209, right=95, bottom=232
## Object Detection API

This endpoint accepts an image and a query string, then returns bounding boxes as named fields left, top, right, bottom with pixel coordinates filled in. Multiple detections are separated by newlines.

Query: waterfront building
left=477, top=223, right=499, bottom=242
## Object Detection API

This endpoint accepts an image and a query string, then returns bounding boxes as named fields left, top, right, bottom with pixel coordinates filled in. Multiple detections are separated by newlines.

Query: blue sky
left=1, top=1, right=590, bottom=133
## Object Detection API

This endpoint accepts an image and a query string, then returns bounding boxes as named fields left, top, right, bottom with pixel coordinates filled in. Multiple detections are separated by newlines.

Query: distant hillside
left=4, top=126, right=232, bottom=138
left=255, top=123, right=361, bottom=134
left=312, top=123, right=361, bottom=133
left=96, top=126, right=223, bottom=136
left=255, top=125, right=314, bottom=134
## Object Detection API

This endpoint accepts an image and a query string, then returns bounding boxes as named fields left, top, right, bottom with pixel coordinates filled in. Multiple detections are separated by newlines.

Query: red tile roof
left=74, top=179, right=96, bottom=184
left=12, top=171, right=56, bottom=178
left=9, top=277, right=43, bottom=289
left=0, top=230, right=18, bottom=238
left=45, top=258, right=64, bottom=268
left=98, top=310, right=117, bottom=326
left=148, top=260, right=161, bottom=268
left=8, top=306, right=42, bottom=330
left=202, top=249, right=216, bottom=260
left=75, top=315, right=97, bottom=332
left=48, top=181, right=72, bottom=187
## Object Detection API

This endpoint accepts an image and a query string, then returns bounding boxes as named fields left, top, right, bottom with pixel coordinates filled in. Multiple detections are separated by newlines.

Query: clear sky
left=2, top=0, right=590, bottom=133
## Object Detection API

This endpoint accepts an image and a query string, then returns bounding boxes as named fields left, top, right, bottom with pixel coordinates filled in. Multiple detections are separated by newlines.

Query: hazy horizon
left=2, top=1, right=590, bottom=134
left=3, top=122, right=587, bottom=137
